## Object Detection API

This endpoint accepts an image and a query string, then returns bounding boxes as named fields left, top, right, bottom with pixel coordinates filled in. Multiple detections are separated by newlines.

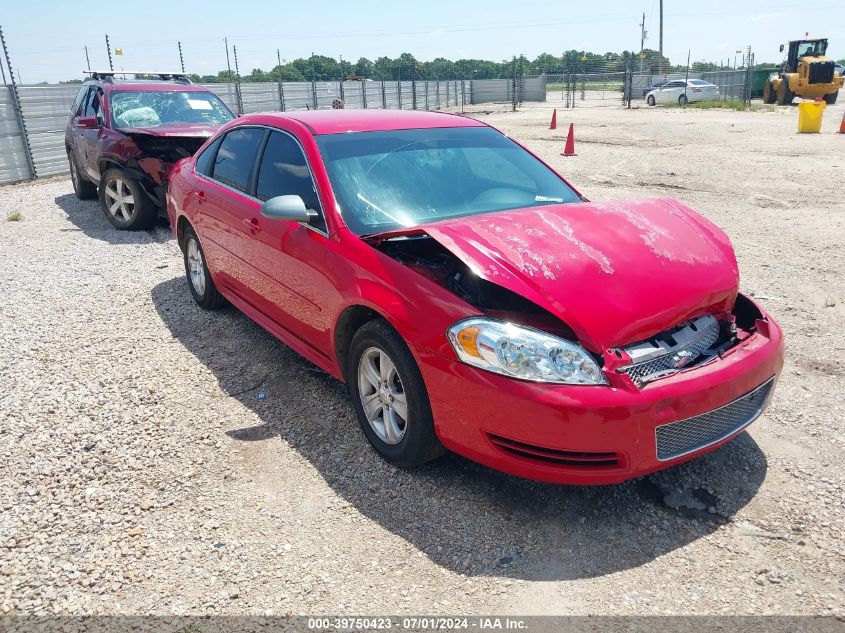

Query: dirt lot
left=1, top=99, right=843, bottom=617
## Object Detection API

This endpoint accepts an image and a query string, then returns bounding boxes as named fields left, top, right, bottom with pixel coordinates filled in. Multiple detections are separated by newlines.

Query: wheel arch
left=175, top=214, right=192, bottom=248
left=334, top=304, right=394, bottom=382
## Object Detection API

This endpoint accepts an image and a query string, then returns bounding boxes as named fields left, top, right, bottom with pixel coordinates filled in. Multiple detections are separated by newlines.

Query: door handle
left=192, top=191, right=206, bottom=204
left=243, top=217, right=261, bottom=233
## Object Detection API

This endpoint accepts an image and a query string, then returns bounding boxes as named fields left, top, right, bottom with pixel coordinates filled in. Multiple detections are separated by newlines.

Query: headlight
left=447, top=318, right=607, bottom=385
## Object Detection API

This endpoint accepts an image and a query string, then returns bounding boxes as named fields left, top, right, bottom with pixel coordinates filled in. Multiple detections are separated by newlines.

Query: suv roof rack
left=83, top=70, right=193, bottom=84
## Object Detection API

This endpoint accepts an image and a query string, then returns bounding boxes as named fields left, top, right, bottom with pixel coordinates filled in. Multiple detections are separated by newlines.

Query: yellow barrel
left=797, top=100, right=826, bottom=133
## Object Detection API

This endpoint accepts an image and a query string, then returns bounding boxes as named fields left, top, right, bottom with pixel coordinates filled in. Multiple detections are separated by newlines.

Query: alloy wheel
left=357, top=347, right=408, bottom=445
left=103, top=177, right=136, bottom=223
left=186, top=237, right=206, bottom=297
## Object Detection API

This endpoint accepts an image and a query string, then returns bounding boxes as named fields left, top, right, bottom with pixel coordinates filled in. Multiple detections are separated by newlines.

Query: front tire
left=823, top=91, right=838, bottom=105
left=678, top=94, right=688, bottom=106
left=68, top=151, right=97, bottom=200
left=777, top=80, right=793, bottom=106
left=98, top=168, right=156, bottom=230
left=348, top=320, right=444, bottom=467
left=181, top=226, right=225, bottom=310
left=647, top=95, right=656, bottom=106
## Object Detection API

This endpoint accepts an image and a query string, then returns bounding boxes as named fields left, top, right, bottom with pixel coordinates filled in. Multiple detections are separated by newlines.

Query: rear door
left=190, top=126, right=267, bottom=299
left=66, top=85, right=89, bottom=166
left=80, top=87, right=106, bottom=180
left=659, top=80, right=685, bottom=103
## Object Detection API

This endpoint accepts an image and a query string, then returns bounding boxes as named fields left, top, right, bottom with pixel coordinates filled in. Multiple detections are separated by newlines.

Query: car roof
left=238, top=109, right=488, bottom=135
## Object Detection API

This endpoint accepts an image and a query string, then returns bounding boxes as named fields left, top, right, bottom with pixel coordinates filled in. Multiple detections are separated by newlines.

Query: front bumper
left=417, top=314, right=784, bottom=485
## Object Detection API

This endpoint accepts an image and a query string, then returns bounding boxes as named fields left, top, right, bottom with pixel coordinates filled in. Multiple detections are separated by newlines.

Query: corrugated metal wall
left=0, top=77, right=545, bottom=186
left=0, top=87, right=30, bottom=184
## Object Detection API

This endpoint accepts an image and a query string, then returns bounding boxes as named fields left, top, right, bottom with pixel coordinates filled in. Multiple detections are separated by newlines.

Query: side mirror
left=77, top=116, right=98, bottom=129
left=779, top=44, right=784, bottom=53
left=260, top=195, right=313, bottom=223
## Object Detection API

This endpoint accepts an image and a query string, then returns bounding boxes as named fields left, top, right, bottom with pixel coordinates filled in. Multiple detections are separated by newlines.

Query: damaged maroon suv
left=65, top=72, right=234, bottom=230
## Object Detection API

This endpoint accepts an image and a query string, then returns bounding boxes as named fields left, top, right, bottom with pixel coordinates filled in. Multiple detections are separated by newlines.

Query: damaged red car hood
left=117, top=124, right=217, bottom=138
left=365, top=197, right=739, bottom=351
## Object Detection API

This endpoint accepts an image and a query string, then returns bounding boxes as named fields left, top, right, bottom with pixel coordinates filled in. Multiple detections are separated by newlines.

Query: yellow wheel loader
left=763, top=38, right=843, bottom=105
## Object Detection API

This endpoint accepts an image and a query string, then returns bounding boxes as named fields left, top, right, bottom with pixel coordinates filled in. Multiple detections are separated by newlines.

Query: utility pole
left=178, top=41, right=185, bottom=73
left=658, top=0, right=663, bottom=74
left=105, top=34, right=113, bottom=71
left=84, top=46, right=91, bottom=71
left=276, top=49, right=286, bottom=111
left=232, top=44, right=243, bottom=114
left=224, top=38, right=232, bottom=79
left=639, top=12, right=647, bottom=73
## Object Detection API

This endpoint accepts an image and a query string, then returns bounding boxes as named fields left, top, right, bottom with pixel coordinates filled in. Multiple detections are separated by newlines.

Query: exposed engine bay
left=378, top=235, right=576, bottom=339
left=125, top=133, right=207, bottom=164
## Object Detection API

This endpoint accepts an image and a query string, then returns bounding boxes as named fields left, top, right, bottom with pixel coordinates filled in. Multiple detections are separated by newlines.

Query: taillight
left=691, top=87, right=702, bottom=92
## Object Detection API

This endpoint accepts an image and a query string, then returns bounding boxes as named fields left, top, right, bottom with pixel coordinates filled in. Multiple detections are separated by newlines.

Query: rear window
left=195, top=138, right=222, bottom=176
left=690, top=80, right=710, bottom=86
left=211, top=128, right=265, bottom=193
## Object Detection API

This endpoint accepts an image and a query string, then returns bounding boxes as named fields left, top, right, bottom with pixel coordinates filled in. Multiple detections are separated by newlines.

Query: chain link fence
left=539, top=51, right=756, bottom=109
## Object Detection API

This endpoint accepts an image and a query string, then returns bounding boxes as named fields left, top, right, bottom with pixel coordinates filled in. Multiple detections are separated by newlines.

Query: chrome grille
left=655, top=378, right=775, bottom=461
left=620, top=316, right=721, bottom=387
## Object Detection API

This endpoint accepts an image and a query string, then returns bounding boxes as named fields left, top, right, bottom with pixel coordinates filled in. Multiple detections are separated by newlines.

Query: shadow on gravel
left=151, top=276, right=767, bottom=581
left=54, top=193, right=172, bottom=244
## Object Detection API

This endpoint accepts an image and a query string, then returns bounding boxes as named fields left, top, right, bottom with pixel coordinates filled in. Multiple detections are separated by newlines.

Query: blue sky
left=2, top=0, right=844, bottom=83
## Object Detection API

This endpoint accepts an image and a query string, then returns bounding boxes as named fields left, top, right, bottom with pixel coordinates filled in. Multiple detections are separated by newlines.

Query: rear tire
left=763, top=80, right=777, bottom=104
left=181, top=226, right=225, bottom=310
left=98, top=168, right=156, bottom=230
left=647, top=95, right=655, bottom=106
left=678, top=94, right=688, bottom=106
left=347, top=320, right=445, bottom=468
left=68, top=151, right=97, bottom=200
left=823, top=91, right=838, bottom=105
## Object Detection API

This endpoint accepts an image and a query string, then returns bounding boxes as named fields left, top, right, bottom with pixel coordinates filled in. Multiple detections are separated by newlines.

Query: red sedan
left=166, top=110, right=783, bottom=485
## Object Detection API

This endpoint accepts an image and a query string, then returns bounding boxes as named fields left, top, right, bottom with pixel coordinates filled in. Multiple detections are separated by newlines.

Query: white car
left=646, top=79, right=720, bottom=106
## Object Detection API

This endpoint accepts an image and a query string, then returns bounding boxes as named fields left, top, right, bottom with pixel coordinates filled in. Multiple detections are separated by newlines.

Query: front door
left=243, top=129, right=337, bottom=352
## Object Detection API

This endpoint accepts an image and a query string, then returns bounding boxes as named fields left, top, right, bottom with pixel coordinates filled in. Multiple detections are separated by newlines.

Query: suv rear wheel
left=68, top=151, right=97, bottom=200
left=98, top=168, right=156, bottom=230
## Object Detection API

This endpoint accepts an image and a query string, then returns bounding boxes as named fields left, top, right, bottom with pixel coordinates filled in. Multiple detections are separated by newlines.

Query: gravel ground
left=0, top=99, right=843, bottom=617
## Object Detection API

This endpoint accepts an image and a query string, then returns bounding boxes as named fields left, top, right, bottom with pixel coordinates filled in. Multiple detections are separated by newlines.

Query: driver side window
left=84, top=89, right=104, bottom=125
left=256, top=131, right=327, bottom=233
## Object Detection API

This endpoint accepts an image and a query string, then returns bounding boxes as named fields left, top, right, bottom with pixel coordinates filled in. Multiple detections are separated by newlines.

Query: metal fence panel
left=203, top=83, right=239, bottom=113
left=471, top=79, right=511, bottom=104
left=18, top=85, right=79, bottom=177
left=342, top=81, right=364, bottom=109
left=239, top=82, right=279, bottom=113
left=0, top=88, right=28, bottom=185
left=365, top=81, right=383, bottom=108
left=523, top=76, right=547, bottom=101
left=281, top=82, right=313, bottom=110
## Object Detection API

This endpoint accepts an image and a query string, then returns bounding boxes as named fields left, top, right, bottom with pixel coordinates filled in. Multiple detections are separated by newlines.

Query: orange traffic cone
left=549, top=109, right=557, bottom=130
left=839, top=110, right=845, bottom=134
left=562, top=123, right=576, bottom=156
